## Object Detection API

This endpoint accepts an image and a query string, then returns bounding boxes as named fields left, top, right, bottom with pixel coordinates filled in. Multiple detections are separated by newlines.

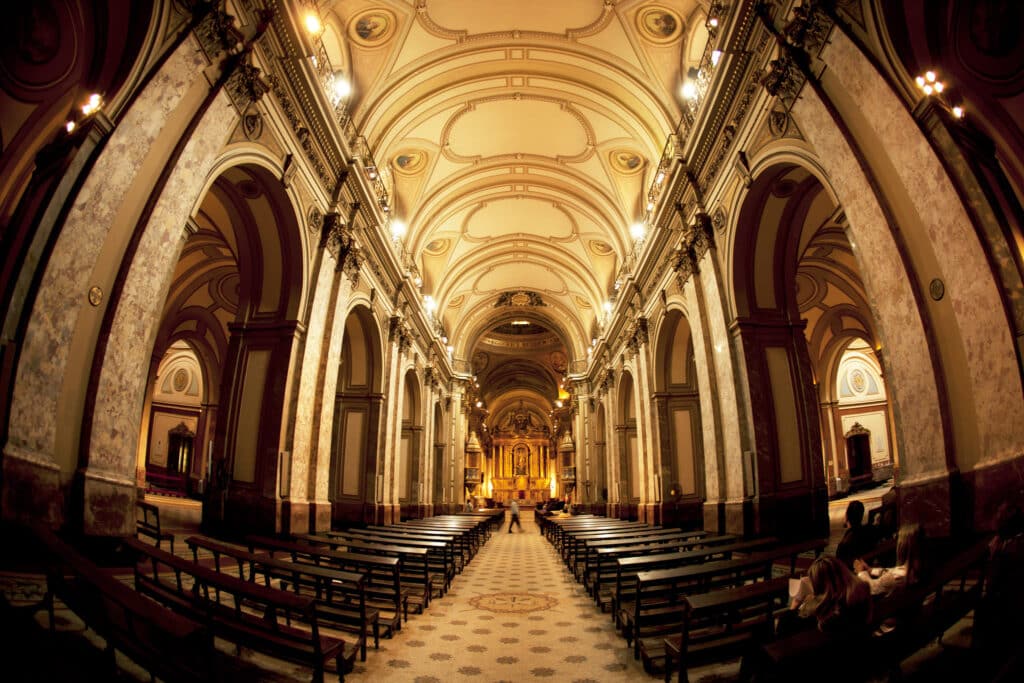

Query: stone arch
left=399, top=367, right=424, bottom=518
left=615, top=370, right=639, bottom=520
left=653, top=308, right=704, bottom=527
left=329, top=304, right=384, bottom=527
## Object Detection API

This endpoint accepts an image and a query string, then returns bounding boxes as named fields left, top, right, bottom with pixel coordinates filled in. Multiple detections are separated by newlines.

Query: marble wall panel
left=314, top=277, right=353, bottom=501
left=699, top=261, right=746, bottom=499
left=6, top=41, right=209, bottom=467
left=86, top=91, right=239, bottom=488
left=793, top=86, right=947, bottom=480
left=289, top=259, right=337, bottom=500
left=825, top=32, right=1024, bottom=469
left=683, top=285, right=722, bottom=502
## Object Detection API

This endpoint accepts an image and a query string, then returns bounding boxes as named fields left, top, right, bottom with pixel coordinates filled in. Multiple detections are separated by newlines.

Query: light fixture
left=603, top=300, right=613, bottom=314
left=915, top=69, right=965, bottom=120
left=630, top=221, right=647, bottom=242
left=511, top=320, right=530, bottom=326
left=331, top=74, right=351, bottom=104
left=423, top=295, right=437, bottom=315
left=81, top=93, right=102, bottom=116
left=65, top=120, right=76, bottom=133
left=304, top=13, right=323, bottom=35
left=711, top=49, right=723, bottom=66
left=681, top=80, right=698, bottom=100
left=390, top=219, right=407, bottom=241
left=475, top=401, right=483, bottom=408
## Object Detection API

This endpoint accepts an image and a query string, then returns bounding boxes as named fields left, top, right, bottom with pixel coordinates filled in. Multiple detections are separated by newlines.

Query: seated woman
left=853, top=523, right=922, bottom=597
left=783, top=555, right=872, bottom=636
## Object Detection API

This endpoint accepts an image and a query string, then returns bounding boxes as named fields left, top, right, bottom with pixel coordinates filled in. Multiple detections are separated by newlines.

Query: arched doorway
left=191, top=164, right=305, bottom=535
left=399, top=369, right=423, bottom=520
left=329, top=305, right=384, bottom=526
left=653, top=310, right=704, bottom=528
left=615, top=371, right=639, bottom=521
left=432, top=402, right=446, bottom=514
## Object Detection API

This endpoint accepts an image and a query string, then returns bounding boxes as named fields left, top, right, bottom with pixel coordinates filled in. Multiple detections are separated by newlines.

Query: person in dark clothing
left=836, top=500, right=877, bottom=569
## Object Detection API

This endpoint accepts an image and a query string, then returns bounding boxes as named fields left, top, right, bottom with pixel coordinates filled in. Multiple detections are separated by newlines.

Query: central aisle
left=348, top=512, right=737, bottom=682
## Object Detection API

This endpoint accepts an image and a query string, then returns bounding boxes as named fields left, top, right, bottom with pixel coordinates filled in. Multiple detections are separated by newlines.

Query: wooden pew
left=566, top=527, right=702, bottom=572
left=622, top=539, right=826, bottom=666
left=185, top=535, right=378, bottom=661
left=136, top=499, right=175, bottom=553
left=125, top=537, right=356, bottom=682
left=247, top=535, right=407, bottom=636
left=294, top=533, right=436, bottom=612
left=609, top=537, right=782, bottom=618
left=755, top=538, right=989, bottom=682
left=662, top=576, right=791, bottom=681
left=33, top=525, right=219, bottom=682
left=364, top=525, right=469, bottom=571
left=331, top=529, right=455, bottom=591
left=586, top=534, right=739, bottom=604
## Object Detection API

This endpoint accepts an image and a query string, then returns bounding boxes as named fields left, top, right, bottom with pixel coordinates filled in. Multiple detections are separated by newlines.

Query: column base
left=80, top=468, right=137, bottom=536
left=703, top=501, right=725, bottom=534
left=898, top=470, right=953, bottom=537
left=2, top=443, right=63, bottom=526
left=280, top=499, right=309, bottom=535
left=963, top=454, right=1024, bottom=533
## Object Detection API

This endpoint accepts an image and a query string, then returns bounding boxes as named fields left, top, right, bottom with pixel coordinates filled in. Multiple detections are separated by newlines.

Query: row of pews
left=32, top=508, right=504, bottom=682
left=540, top=514, right=827, bottom=681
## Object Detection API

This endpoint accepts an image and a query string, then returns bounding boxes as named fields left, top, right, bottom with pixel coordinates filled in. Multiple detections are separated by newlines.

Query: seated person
left=836, top=500, right=878, bottom=569
left=854, top=523, right=922, bottom=597
left=785, top=555, right=872, bottom=635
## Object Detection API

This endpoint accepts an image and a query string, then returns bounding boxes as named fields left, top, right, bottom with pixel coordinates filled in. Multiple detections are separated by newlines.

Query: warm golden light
left=304, top=13, right=322, bottom=35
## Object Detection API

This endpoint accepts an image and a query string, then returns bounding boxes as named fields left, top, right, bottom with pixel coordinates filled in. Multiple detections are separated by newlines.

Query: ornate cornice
left=389, top=315, right=413, bottom=354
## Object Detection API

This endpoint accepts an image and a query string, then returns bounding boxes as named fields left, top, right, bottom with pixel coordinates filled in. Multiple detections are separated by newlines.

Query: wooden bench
left=623, top=539, right=825, bottom=668
left=136, top=499, right=175, bottom=553
left=331, top=529, right=456, bottom=592
left=366, top=524, right=471, bottom=571
left=609, top=537, right=781, bottom=618
left=126, top=536, right=356, bottom=682
left=32, top=524, right=220, bottom=682
left=248, top=535, right=407, bottom=637
left=186, top=535, right=378, bottom=661
left=662, top=576, right=791, bottom=681
left=581, top=533, right=736, bottom=593
left=294, top=533, right=437, bottom=612
left=750, top=539, right=986, bottom=682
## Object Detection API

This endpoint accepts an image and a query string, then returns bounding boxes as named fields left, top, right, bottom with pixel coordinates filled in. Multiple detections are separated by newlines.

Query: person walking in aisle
left=508, top=499, right=522, bottom=532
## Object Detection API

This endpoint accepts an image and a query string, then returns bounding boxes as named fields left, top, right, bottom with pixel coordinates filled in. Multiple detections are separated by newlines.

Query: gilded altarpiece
left=484, top=404, right=554, bottom=503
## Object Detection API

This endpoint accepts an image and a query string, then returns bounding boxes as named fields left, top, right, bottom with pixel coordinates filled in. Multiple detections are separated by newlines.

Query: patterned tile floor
left=345, top=513, right=738, bottom=683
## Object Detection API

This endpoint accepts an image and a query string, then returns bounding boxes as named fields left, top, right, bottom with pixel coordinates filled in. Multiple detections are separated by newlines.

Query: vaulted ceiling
left=314, top=0, right=705, bottom=423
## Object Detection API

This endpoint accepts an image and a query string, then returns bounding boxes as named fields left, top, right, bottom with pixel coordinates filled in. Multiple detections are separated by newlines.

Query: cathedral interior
left=1, top=0, right=1023, bottom=681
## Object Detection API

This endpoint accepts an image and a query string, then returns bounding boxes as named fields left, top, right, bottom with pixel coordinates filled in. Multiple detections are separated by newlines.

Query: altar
left=480, top=401, right=562, bottom=503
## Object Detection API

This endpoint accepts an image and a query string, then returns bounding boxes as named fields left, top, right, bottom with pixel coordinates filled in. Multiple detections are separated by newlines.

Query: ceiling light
left=952, top=105, right=965, bottom=119
left=630, top=222, right=647, bottom=241
left=423, top=295, right=437, bottom=314
left=65, top=120, right=76, bottom=133
left=603, top=301, right=613, bottom=314
left=390, top=219, right=407, bottom=241
left=681, top=80, right=698, bottom=100
left=711, top=49, right=722, bottom=66
left=511, top=320, right=530, bottom=326
left=332, top=74, right=351, bottom=103
left=81, top=93, right=102, bottom=116
left=304, top=13, right=323, bottom=35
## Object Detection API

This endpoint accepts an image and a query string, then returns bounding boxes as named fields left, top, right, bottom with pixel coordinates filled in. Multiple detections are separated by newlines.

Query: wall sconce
left=915, top=70, right=965, bottom=119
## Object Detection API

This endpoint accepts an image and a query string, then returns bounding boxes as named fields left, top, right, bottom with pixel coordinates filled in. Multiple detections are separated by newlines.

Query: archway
left=329, top=305, right=384, bottom=526
left=399, top=369, right=423, bottom=519
left=615, top=371, right=638, bottom=521
left=192, top=164, right=305, bottom=534
left=432, top=402, right=446, bottom=514
left=653, top=310, right=704, bottom=528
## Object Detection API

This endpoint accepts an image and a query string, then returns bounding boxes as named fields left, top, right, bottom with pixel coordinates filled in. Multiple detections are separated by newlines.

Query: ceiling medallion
left=573, top=295, right=592, bottom=309
left=636, top=7, right=683, bottom=44
left=588, top=240, right=613, bottom=256
left=348, top=8, right=396, bottom=47
left=424, top=238, right=450, bottom=256
left=609, top=149, right=645, bottom=175
left=393, top=150, right=426, bottom=175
